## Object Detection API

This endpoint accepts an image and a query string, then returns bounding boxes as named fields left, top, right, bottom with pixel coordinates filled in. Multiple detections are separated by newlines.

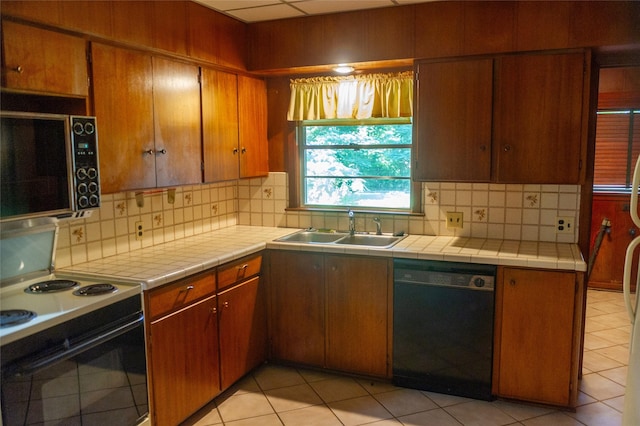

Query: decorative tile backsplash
left=56, top=172, right=580, bottom=268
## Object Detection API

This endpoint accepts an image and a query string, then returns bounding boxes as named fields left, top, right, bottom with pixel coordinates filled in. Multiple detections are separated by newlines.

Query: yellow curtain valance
left=287, top=71, right=413, bottom=121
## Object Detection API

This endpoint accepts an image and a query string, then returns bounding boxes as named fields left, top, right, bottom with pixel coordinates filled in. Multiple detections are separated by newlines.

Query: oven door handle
left=7, top=312, right=144, bottom=378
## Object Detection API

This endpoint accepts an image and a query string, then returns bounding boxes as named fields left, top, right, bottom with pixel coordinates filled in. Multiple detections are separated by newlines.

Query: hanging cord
left=587, top=218, right=612, bottom=280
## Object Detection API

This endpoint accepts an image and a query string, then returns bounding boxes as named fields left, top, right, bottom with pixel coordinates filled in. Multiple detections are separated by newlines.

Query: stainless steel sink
left=275, top=230, right=406, bottom=248
left=335, top=234, right=403, bottom=247
left=275, top=230, right=347, bottom=244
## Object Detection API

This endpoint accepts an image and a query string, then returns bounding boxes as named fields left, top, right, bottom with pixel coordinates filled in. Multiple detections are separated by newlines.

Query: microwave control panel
left=70, top=116, right=100, bottom=210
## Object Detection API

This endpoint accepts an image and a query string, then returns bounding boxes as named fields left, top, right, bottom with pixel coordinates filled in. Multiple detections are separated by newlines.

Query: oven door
left=1, top=295, right=148, bottom=426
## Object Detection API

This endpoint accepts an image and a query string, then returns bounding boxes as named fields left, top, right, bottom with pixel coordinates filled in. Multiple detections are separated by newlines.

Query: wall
left=56, top=173, right=580, bottom=268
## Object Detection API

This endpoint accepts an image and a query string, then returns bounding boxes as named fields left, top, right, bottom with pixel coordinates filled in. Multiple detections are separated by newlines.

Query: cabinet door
left=218, top=276, right=266, bottom=389
left=91, top=43, right=155, bottom=193
left=148, top=294, right=220, bottom=426
left=238, top=75, right=269, bottom=178
left=326, top=255, right=390, bottom=377
left=496, top=268, right=576, bottom=406
left=152, top=56, right=202, bottom=187
left=268, top=251, right=325, bottom=366
left=493, top=52, right=586, bottom=183
left=202, top=68, right=239, bottom=182
left=413, top=59, right=493, bottom=181
left=2, top=20, right=88, bottom=96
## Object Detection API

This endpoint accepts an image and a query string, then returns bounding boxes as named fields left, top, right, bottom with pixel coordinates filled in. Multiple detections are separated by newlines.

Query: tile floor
left=183, top=289, right=632, bottom=426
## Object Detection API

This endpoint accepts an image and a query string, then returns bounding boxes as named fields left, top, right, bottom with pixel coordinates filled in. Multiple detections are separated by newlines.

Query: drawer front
left=218, top=254, right=262, bottom=290
left=148, top=272, right=216, bottom=319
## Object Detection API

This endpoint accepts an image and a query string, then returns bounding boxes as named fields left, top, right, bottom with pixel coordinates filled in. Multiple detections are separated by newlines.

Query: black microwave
left=0, top=111, right=101, bottom=222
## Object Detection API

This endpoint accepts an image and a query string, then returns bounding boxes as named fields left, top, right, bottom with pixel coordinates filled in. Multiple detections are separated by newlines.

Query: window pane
left=305, top=148, right=411, bottom=177
left=304, top=177, right=411, bottom=208
left=305, top=124, right=412, bottom=146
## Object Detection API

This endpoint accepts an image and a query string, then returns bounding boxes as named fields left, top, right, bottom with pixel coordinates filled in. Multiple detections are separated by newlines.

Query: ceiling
left=194, top=0, right=435, bottom=23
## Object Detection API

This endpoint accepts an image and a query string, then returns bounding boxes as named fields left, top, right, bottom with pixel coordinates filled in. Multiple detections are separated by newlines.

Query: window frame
left=292, top=118, right=422, bottom=213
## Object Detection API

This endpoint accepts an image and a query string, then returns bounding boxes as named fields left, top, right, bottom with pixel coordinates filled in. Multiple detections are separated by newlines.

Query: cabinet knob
left=241, top=147, right=247, bottom=154
left=223, top=301, right=229, bottom=308
left=12, top=65, right=23, bottom=74
left=630, top=228, right=637, bottom=237
left=237, top=264, right=249, bottom=270
left=503, top=144, right=512, bottom=152
left=180, top=285, right=194, bottom=292
left=156, top=148, right=167, bottom=155
left=480, top=144, right=487, bottom=152
left=144, top=149, right=155, bottom=156
left=232, top=148, right=239, bottom=155
left=509, top=279, right=516, bottom=286
left=211, top=307, right=217, bottom=314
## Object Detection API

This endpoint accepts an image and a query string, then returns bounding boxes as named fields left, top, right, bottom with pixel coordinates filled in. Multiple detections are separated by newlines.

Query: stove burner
left=25, top=279, right=80, bottom=294
left=0, top=310, right=37, bottom=327
left=73, top=283, right=118, bottom=296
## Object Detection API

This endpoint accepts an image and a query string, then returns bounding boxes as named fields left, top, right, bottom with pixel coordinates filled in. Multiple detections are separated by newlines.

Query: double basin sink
left=275, top=229, right=407, bottom=248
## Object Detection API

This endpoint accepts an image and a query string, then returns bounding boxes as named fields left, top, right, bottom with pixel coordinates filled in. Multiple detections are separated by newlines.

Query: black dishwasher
left=393, top=259, right=496, bottom=400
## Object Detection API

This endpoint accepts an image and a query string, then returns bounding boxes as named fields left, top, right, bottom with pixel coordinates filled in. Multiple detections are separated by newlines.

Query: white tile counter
left=60, top=226, right=586, bottom=290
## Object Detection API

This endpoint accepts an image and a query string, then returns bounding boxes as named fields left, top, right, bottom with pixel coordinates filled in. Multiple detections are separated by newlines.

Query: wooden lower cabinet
left=267, top=250, right=391, bottom=378
left=493, top=267, right=584, bottom=408
left=218, top=276, right=267, bottom=389
left=147, top=292, right=220, bottom=426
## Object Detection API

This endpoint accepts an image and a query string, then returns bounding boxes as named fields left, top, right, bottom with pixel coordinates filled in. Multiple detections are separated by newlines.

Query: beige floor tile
left=521, top=411, right=583, bottom=425
left=569, top=401, right=623, bottom=426
left=443, top=400, right=516, bottom=426
left=492, top=399, right=556, bottom=421
left=356, top=377, right=399, bottom=395
left=582, top=350, right=624, bottom=372
left=264, top=383, right=324, bottom=412
left=181, top=400, right=222, bottom=426
left=328, top=395, right=393, bottom=426
left=593, top=344, right=630, bottom=365
left=398, top=407, right=464, bottom=426
left=278, top=404, right=342, bottom=426
left=254, top=365, right=306, bottom=390
left=373, top=388, right=438, bottom=417
left=297, top=368, right=339, bottom=383
left=580, top=373, right=626, bottom=401
left=421, top=390, right=474, bottom=407
left=599, top=366, right=628, bottom=387
left=591, top=327, right=631, bottom=346
left=216, top=392, right=275, bottom=422
left=225, top=413, right=283, bottom=425
left=310, top=376, right=369, bottom=403
left=603, top=395, right=625, bottom=413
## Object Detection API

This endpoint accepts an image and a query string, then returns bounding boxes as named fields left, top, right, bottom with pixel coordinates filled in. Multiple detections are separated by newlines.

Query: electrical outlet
left=135, top=221, right=144, bottom=241
left=556, top=216, right=574, bottom=234
left=446, top=212, right=464, bottom=229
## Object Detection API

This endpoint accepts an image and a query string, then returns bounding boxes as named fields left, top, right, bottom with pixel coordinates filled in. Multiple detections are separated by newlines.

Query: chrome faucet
left=373, top=217, right=382, bottom=235
left=348, top=209, right=356, bottom=236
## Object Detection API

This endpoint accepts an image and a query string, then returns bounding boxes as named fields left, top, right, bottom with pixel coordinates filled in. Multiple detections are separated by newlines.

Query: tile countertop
left=59, top=226, right=586, bottom=291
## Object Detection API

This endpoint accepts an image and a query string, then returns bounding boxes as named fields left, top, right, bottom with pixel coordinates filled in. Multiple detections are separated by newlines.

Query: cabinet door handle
left=180, top=285, right=194, bottom=292
left=480, top=144, right=487, bottom=152
left=630, top=228, right=637, bottom=237
left=503, top=144, right=512, bottom=152
left=144, top=149, right=155, bottom=155
left=211, top=307, right=217, bottom=314
left=241, top=147, right=247, bottom=154
left=509, top=279, right=516, bottom=286
left=223, top=301, right=229, bottom=308
left=237, top=264, right=249, bottom=270
left=12, top=65, right=23, bottom=74
left=232, top=148, right=239, bottom=155
left=156, top=148, right=167, bottom=155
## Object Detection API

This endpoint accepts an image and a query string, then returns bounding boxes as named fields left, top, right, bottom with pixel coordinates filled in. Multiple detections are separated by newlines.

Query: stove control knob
left=78, top=196, right=89, bottom=208
left=473, top=277, right=485, bottom=288
left=78, top=183, right=88, bottom=194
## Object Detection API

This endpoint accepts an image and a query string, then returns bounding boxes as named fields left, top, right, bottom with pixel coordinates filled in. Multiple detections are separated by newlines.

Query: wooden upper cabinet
left=59, top=1, right=113, bottom=39
left=493, top=51, right=586, bottom=183
left=413, top=58, right=493, bottom=181
left=111, top=1, right=154, bottom=48
left=187, top=2, right=246, bottom=69
left=1, top=20, right=88, bottom=97
left=515, top=1, right=571, bottom=51
left=202, top=68, right=239, bottom=182
left=151, top=1, right=188, bottom=56
left=151, top=57, right=202, bottom=187
left=238, top=75, right=269, bottom=178
left=91, top=43, right=155, bottom=193
left=0, top=1, right=61, bottom=25
left=463, top=1, right=515, bottom=56
left=414, top=2, right=463, bottom=59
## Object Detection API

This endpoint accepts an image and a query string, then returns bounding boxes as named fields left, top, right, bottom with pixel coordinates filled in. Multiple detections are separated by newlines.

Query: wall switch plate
left=446, top=212, right=464, bottom=229
left=135, top=221, right=144, bottom=240
left=556, top=216, right=574, bottom=234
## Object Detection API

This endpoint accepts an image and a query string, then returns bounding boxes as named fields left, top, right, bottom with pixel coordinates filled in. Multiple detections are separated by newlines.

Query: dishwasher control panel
left=395, top=269, right=495, bottom=290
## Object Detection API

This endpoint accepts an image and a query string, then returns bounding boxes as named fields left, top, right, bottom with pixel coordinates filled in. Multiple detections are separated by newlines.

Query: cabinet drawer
left=218, top=254, right=262, bottom=290
left=148, top=272, right=216, bottom=319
